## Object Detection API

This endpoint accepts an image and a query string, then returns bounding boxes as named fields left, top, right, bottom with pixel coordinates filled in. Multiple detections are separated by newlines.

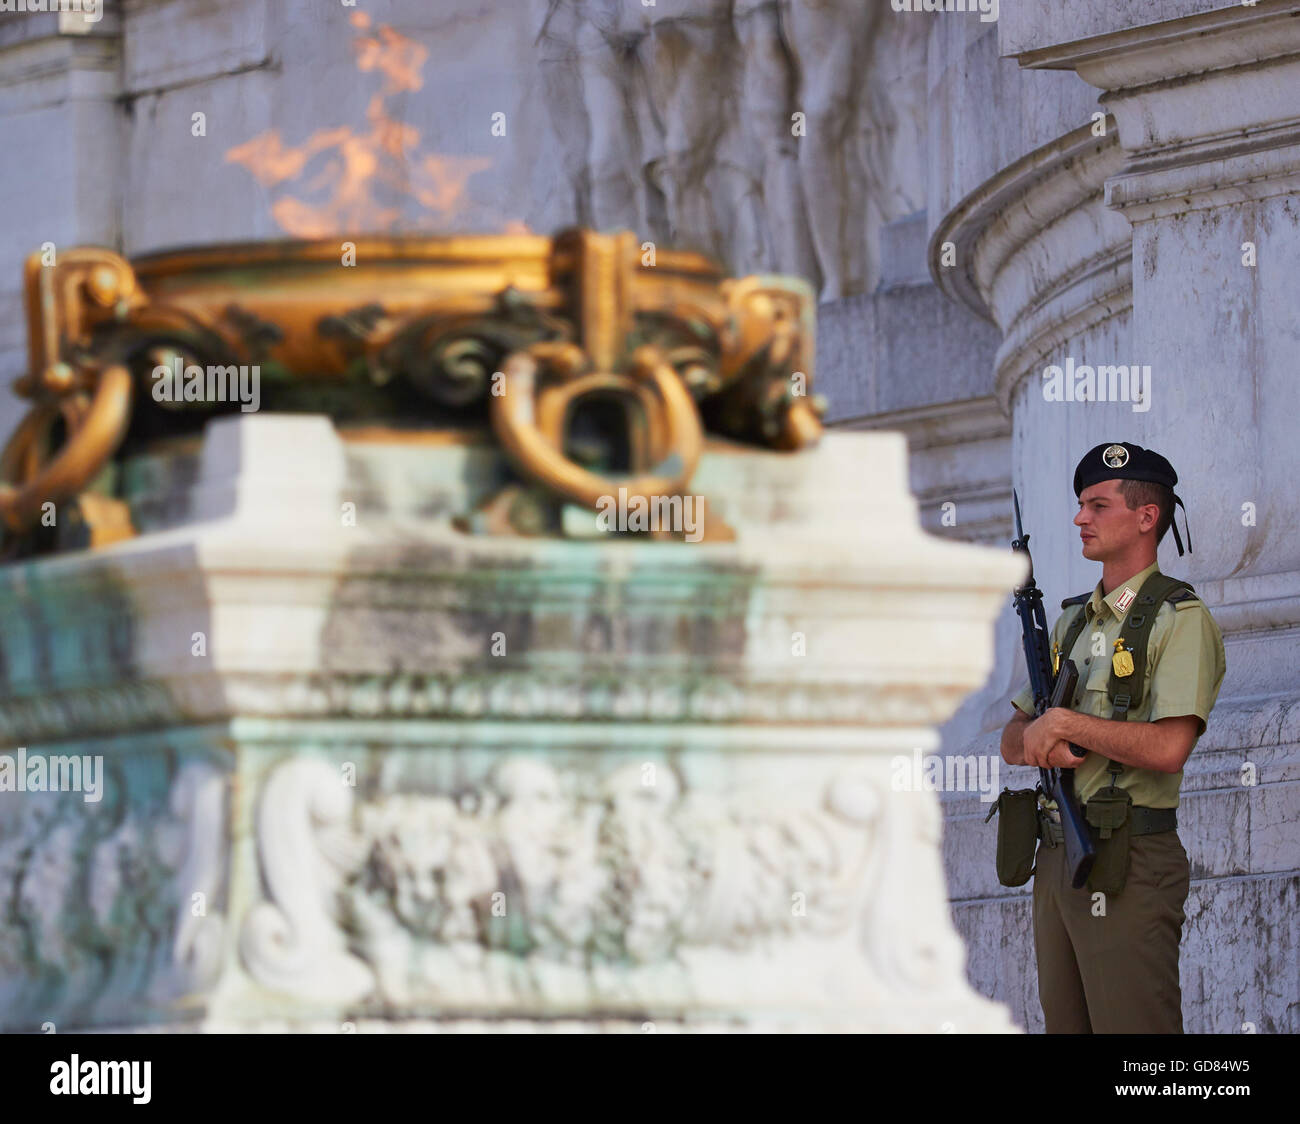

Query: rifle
left=1011, top=490, right=1096, bottom=889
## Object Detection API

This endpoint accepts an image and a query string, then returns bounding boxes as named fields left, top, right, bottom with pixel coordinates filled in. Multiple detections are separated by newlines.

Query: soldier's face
left=1074, top=479, right=1140, bottom=561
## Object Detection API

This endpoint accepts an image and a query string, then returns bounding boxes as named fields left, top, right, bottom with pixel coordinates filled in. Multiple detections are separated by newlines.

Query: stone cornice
left=0, top=28, right=121, bottom=107
left=929, top=123, right=1132, bottom=414
left=0, top=2, right=120, bottom=50
left=991, top=244, right=1131, bottom=417
left=1012, top=1, right=1300, bottom=221
left=1104, top=122, right=1300, bottom=222
left=0, top=671, right=976, bottom=744
left=837, top=395, right=1010, bottom=449
left=930, top=124, right=1115, bottom=321
left=1013, top=1, right=1300, bottom=86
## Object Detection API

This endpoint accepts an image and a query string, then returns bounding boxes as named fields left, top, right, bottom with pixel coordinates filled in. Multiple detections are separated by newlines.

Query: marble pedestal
left=0, top=415, right=1020, bottom=1032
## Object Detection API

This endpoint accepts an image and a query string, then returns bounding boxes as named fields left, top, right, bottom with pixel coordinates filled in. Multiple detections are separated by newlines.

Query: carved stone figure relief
left=532, top=1, right=929, bottom=300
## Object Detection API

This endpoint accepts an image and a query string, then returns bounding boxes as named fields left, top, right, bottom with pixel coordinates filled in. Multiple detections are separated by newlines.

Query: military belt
left=1085, top=803, right=1177, bottom=836
left=1037, top=803, right=1175, bottom=847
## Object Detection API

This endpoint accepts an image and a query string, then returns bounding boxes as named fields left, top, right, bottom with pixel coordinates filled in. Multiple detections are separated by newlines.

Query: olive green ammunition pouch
left=1083, top=784, right=1133, bottom=894
left=986, top=787, right=1041, bottom=887
left=1082, top=793, right=1179, bottom=895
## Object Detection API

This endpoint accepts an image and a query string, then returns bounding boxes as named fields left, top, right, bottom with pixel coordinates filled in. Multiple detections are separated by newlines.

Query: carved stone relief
left=237, top=751, right=976, bottom=1018
left=532, top=1, right=930, bottom=300
left=0, top=757, right=227, bottom=1030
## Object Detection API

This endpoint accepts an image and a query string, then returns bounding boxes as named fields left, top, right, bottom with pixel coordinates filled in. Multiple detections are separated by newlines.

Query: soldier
left=1001, top=442, right=1226, bottom=1033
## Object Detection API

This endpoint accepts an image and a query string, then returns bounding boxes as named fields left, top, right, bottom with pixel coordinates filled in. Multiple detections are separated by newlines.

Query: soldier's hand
left=1025, top=707, right=1076, bottom=765
left=1022, top=713, right=1059, bottom=767
left=1045, top=743, right=1084, bottom=769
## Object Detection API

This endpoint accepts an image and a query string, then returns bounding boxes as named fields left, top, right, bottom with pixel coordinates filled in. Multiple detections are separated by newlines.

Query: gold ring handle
left=490, top=345, right=703, bottom=510
left=0, top=363, right=133, bottom=533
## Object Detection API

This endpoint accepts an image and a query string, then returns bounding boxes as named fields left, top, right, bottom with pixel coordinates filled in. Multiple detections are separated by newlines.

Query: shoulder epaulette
left=1060, top=593, right=1090, bottom=609
left=1166, top=587, right=1198, bottom=604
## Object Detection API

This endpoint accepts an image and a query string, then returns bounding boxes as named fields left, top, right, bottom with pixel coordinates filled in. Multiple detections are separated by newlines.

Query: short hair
left=1118, top=478, right=1173, bottom=541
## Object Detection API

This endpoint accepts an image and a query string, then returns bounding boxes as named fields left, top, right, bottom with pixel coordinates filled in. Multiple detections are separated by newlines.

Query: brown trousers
left=1032, top=830, right=1190, bottom=1034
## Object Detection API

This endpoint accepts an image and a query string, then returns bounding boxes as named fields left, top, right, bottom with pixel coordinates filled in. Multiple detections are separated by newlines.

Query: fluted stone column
left=932, top=0, right=1300, bottom=1033
left=923, top=16, right=1124, bottom=782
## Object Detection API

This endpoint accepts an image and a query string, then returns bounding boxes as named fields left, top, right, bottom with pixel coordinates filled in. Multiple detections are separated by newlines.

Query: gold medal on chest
left=1112, top=638, right=1135, bottom=678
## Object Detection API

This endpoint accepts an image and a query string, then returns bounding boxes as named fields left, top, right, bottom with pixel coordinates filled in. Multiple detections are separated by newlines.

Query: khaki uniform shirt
left=1012, top=561, right=1226, bottom=808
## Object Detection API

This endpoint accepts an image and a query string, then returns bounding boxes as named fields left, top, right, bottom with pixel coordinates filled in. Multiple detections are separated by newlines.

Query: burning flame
left=227, top=12, right=526, bottom=237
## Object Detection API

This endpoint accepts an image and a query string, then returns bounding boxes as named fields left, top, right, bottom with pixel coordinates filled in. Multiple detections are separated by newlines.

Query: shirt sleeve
left=1011, top=683, right=1035, bottom=716
left=1146, top=602, right=1227, bottom=734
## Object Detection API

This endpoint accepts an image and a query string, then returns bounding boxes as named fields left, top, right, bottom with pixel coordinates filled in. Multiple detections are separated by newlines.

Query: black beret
left=1073, top=442, right=1178, bottom=496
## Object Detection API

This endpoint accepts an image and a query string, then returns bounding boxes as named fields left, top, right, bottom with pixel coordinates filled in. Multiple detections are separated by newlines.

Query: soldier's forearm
left=1000, top=710, right=1031, bottom=765
left=1053, top=709, right=1189, bottom=774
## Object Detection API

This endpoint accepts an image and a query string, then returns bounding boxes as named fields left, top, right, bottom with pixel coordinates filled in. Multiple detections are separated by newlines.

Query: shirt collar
left=1088, top=560, right=1162, bottom=622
